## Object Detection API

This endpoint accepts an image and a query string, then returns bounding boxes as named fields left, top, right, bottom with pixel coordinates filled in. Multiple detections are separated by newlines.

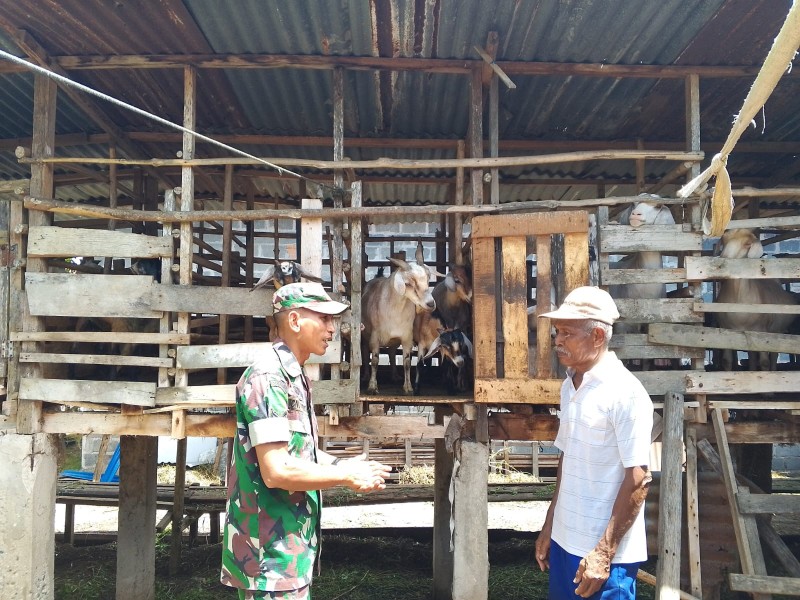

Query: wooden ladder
left=711, top=408, right=800, bottom=597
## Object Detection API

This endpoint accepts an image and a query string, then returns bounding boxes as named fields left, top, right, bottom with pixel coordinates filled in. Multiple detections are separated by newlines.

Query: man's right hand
left=340, top=457, right=391, bottom=492
left=534, top=533, right=551, bottom=572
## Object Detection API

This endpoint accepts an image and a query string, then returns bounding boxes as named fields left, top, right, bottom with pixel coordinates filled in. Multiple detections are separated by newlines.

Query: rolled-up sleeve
left=241, top=371, right=292, bottom=447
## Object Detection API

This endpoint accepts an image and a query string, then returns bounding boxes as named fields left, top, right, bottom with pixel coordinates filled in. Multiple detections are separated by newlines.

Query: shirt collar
left=272, top=339, right=303, bottom=378
left=566, top=350, right=620, bottom=386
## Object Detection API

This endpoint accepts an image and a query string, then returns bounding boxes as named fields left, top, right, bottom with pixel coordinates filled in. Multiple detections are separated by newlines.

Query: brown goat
left=716, top=229, right=797, bottom=370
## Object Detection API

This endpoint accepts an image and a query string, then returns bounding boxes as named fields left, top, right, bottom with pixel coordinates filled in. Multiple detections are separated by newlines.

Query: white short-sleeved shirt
left=552, top=351, right=653, bottom=563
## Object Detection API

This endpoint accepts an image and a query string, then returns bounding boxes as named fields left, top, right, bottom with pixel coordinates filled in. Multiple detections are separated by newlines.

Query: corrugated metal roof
left=0, top=0, right=798, bottom=206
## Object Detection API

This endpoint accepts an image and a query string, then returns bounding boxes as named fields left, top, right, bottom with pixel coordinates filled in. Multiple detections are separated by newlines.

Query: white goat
left=716, top=229, right=797, bottom=371
left=610, top=199, right=676, bottom=304
left=361, top=244, right=438, bottom=395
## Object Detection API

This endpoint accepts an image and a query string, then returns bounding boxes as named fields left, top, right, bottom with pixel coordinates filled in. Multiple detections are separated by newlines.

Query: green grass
left=55, top=535, right=658, bottom=600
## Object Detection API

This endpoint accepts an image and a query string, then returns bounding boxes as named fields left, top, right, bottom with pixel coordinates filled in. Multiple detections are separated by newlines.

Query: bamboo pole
left=17, top=149, right=704, bottom=170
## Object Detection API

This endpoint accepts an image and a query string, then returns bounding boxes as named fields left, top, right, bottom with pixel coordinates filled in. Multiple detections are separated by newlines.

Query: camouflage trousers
left=237, top=585, right=310, bottom=600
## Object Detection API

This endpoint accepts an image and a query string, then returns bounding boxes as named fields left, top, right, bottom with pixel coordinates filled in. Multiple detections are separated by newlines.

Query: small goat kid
left=716, top=229, right=797, bottom=371
left=361, top=244, right=438, bottom=395
left=413, top=308, right=473, bottom=394
left=431, top=264, right=472, bottom=332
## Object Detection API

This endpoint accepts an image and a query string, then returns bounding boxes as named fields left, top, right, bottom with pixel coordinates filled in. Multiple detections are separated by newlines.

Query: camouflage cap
left=272, top=282, right=349, bottom=315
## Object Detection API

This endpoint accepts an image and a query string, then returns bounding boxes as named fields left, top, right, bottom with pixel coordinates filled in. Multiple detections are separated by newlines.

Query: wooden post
left=116, top=435, right=158, bottom=600
left=489, top=74, right=500, bottom=205
left=170, top=64, right=196, bottom=576
left=349, top=181, right=363, bottom=416
left=331, top=67, right=345, bottom=385
left=301, top=198, right=323, bottom=385
left=103, top=145, right=117, bottom=274
left=244, top=182, right=256, bottom=342
left=656, top=392, right=684, bottom=600
left=13, top=74, right=56, bottom=432
left=469, top=66, right=484, bottom=207
left=432, top=407, right=454, bottom=599
left=451, top=423, right=489, bottom=600
left=685, top=427, right=702, bottom=598
left=453, top=140, right=465, bottom=265
left=217, top=164, right=233, bottom=386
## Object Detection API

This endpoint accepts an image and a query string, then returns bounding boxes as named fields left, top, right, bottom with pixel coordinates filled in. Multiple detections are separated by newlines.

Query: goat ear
left=444, top=273, right=456, bottom=291
left=462, top=334, right=474, bottom=358
left=251, top=264, right=276, bottom=292
left=415, top=242, right=425, bottom=264
left=296, top=265, right=324, bottom=283
left=423, top=337, right=442, bottom=360
left=388, top=257, right=410, bottom=270
left=392, top=270, right=407, bottom=295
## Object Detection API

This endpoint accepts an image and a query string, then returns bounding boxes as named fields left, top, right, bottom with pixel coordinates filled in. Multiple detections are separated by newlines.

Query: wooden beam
left=472, top=211, right=588, bottom=238
left=27, top=226, right=172, bottom=258
left=20, top=377, right=156, bottom=407
left=53, top=53, right=775, bottom=79
left=20, top=149, right=704, bottom=171
left=599, top=224, right=701, bottom=252
left=176, top=341, right=341, bottom=369
left=23, top=194, right=699, bottom=223
left=694, top=301, right=800, bottom=315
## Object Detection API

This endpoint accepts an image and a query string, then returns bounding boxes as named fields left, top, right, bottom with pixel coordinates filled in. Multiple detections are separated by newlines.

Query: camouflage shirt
left=221, top=341, right=320, bottom=593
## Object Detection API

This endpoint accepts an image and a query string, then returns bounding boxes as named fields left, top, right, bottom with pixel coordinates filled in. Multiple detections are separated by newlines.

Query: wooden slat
left=737, top=490, right=800, bottom=515
left=19, top=352, right=172, bottom=368
left=149, top=284, right=271, bottom=316
left=20, top=377, right=156, bottom=407
left=10, top=330, right=189, bottom=344
left=648, top=323, right=800, bottom=355
left=471, top=211, right=588, bottom=238
left=707, top=400, right=800, bottom=410
left=316, top=416, right=445, bottom=439
left=686, top=371, right=800, bottom=395
left=27, top=226, right=171, bottom=258
left=26, top=273, right=161, bottom=318
left=615, top=298, right=701, bottom=323
left=176, top=341, right=341, bottom=369
left=501, top=236, right=529, bottom=378
left=473, top=237, right=497, bottom=378
left=153, top=379, right=357, bottom=407
left=599, top=224, right=701, bottom=252
left=609, top=334, right=703, bottom=360
left=487, top=413, right=559, bottom=441
left=475, top=378, right=562, bottom=404
left=728, top=574, right=800, bottom=595
left=686, top=257, right=800, bottom=280
left=563, top=230, right=589, bottom=292
left=42, top=410, right=234, bottom=437
left=694, top=302, right=800, bottom=315
left=633, top=370, right=692, bottom=396
left=600, top=266, right=686, bottom=285
left=535, top=235, right=554, bottom=378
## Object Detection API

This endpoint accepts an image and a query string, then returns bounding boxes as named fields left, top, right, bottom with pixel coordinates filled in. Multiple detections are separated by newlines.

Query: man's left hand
left=573, top=548, right=611, bottom=598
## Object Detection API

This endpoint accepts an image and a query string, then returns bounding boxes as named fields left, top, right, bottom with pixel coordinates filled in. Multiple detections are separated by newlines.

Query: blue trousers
left=549, top=541, right=639, bottom=600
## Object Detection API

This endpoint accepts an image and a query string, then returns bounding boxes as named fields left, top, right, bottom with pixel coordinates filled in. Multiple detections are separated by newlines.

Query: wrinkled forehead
left=551, top=319, right=589, bottom=331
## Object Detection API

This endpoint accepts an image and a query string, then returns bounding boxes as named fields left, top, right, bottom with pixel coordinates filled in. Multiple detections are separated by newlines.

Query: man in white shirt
left=535, top=286, right=653, bottom=599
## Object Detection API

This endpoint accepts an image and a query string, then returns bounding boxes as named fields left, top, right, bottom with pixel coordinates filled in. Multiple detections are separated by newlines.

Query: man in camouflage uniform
left=221, top=282, right=391, bottom=599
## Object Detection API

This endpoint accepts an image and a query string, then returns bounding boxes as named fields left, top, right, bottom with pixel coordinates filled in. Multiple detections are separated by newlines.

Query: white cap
left=538, top=286, right=620, bottom=325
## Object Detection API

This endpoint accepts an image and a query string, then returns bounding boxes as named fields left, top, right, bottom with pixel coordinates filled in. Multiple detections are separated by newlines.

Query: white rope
left=0, top=49, right=336, bottom=192
left=678, top=0, right=800, bottom=237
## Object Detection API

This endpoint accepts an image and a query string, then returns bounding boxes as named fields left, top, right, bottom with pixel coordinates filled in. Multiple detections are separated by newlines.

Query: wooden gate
left=472, top=211, right=589, bottom=405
